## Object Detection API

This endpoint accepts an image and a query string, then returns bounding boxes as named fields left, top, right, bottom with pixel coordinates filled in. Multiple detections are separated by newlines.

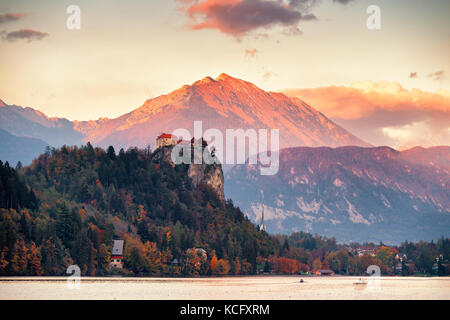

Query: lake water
left=0, top=276, right=449, bottom=300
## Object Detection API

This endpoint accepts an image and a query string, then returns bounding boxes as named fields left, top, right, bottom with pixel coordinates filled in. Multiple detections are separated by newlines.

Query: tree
left=327, top=252, right=341, bottom=273
left=97, top=243, right=111, bottom=275
left=10, top=239, right=29, bottom=275
left=55, top=204, right=81, bottom=249
left=210, top=255, right=218, bottom=274
left=358, top=254, right=379, bottom=275
left=144, top=242, right=163, bottom=275
left=376, top=246, right=395, bottom=274
left=124, top=237, right=146, bottom=274
left=28, top=242, right=43, bottom=275
left=214, top=259, right=230, bottom=275
left=312, top=257, right=322, bottom=271
left=0, top=248, right=9, bottom=274
left=437, top=256, right=446, bottom=276
left=416, top=245, right=434, bottom=274
left=107, top=146, right=116, bottom=160
left=184, top=248, right=204, bottom=275
left=233, top=257, right=241, bottom=275
left=401, top=257, right=409, bottom=276
left=336, top=249, right=350, bottom=274
left=41, top=237, right=73, bottom=275
left=15, top=161, right=23, bottom=171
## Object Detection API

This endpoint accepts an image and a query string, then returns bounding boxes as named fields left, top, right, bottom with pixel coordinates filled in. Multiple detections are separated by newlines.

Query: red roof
left=157, top=133, right=176, bottom=139
left=357, top=246, right=375, bottom=251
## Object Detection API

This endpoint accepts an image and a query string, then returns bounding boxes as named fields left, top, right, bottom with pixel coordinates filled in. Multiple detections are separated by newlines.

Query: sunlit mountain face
left=0, top=74, right=369, bottom=162
left=74, top=73, right=369, bottom=150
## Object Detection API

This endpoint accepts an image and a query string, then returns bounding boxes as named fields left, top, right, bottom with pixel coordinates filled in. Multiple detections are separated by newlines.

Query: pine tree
left=107, top=146, right=116, bottom=160
left=15, top=161, right=23, bottom=171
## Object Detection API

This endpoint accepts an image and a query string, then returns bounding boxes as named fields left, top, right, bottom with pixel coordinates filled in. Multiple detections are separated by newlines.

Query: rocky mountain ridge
left=225, top=146, right=450, bottom=243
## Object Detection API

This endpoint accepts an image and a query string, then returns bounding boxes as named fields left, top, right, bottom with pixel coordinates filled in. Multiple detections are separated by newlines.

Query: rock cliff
left=153, top=144, right=225, bottom=201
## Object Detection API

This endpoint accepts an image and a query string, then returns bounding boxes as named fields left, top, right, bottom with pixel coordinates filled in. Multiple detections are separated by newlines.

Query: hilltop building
left=110, top=240, right=124, bottom=269
left=156, top=133, right=178, bottom=148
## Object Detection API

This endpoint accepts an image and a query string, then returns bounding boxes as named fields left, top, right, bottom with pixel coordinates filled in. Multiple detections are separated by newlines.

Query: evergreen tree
left=107, top=146, right=116, bottom=160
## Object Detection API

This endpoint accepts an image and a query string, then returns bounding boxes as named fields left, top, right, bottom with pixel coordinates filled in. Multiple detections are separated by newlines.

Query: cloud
left=381, top=121, right=439, bottom=149
left=289, top=0, right=319, bottom=11
left=263, top=71, right=275, bottom=79
left=0, top=12, right=27, bottom=24
left=427, top=70, right=445, bottom=81
left=179, top=0, right=318, bottom=38
left=284, top=81, right=450, bottom=148
left=2, top=29, right=48, bottom=42
left=409, top=72, right=417, bottom=79
left=333, top=0, right=355, bottom=4
left=245, top=48, right=258, bottom=58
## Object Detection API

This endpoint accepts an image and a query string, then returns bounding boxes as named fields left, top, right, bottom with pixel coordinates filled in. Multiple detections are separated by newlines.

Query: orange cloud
left=0, top=13, right=27, bottom=24
left=284, top=81, right=450, bottom=148
left=179, top=0, right=317, bottom=38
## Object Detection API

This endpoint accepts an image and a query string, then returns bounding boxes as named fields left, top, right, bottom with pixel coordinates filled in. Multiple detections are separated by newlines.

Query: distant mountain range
left=0, top=74, right=369, bottom=165
left=1, top=75, right=449, bottom=243
left=225, top=146, right=450, bottom=244
left=0, top=101, right=84, bottom=148
left=0, top=128, right=48, bottom=166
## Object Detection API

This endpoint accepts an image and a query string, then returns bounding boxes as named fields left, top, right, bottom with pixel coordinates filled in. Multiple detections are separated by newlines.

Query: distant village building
left=156, top=133, right=178, bottom=148
left=194, top=248, right=207, bottom=260
left=316, top=269, right=335, bottom=276
left=110, top=240, right=124, bottom=269
left=356, top=246, right=376, bottom=256
left=395, top=253, right=407, bottom=261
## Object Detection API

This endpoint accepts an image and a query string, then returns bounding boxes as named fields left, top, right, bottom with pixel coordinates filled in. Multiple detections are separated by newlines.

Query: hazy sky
left=0, top=0, right=449, bottom=122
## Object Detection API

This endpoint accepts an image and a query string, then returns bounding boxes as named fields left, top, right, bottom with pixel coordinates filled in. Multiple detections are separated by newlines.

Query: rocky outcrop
left=153, top=144, right=225, bottom=202
left=188, top=162, right=225, bottom=201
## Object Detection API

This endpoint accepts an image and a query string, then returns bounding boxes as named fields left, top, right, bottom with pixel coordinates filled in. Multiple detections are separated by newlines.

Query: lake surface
left=0, top=276, right=449, bottom=300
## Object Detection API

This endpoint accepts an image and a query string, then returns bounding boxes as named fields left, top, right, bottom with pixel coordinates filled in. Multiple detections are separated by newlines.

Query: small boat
left=299, top=279, right=304, bottom=283
left=353, top=277, right=367, bottom=285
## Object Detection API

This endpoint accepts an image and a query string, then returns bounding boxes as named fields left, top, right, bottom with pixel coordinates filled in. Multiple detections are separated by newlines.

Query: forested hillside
left=0, top=144, right=448, bottom=277
left=0, top=144, right=275, bottom=276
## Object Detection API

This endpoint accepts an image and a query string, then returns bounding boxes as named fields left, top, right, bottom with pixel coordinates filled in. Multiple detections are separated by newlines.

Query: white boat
left=353, top=277, right=368, bottom=285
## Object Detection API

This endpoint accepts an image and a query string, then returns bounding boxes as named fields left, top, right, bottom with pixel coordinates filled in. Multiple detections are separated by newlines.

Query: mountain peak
left=0, top=99, right=7, bottom=107
left=216, top=73, right=234, bottom=81
left=201, top=76, right=215, bottom=83
left=214, top=73, right=257, bottom=91
left=75, top=73, right=370, bottom=149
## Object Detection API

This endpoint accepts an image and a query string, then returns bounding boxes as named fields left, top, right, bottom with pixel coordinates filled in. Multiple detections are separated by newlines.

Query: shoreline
left=1, top=275, right=449, bottom=282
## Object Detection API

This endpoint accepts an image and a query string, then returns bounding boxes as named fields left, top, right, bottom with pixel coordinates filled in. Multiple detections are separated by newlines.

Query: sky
left=0, top=0, right=449, bottom=147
